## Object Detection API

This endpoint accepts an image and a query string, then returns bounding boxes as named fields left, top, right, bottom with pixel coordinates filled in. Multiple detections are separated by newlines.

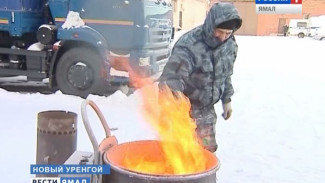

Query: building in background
left=171, top=0, right=208, bottom=31
left=173, top=0, right=325, bottom=36
left=210, top=0, right=325, bottom=35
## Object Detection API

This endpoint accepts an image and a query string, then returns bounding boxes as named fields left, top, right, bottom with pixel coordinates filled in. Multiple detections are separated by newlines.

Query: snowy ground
left=0, top=36, right=324, bottom=183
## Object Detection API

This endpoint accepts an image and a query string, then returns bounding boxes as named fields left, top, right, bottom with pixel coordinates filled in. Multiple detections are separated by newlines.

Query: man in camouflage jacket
left=159, top=3, right=242, bottom=152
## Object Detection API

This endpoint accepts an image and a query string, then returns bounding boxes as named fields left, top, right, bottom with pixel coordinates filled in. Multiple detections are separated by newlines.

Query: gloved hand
left=171, top=90, right=182, bottom=99
left=222, top=102, right=232, bottom=120
left=159, top=84, right=182, bottom=100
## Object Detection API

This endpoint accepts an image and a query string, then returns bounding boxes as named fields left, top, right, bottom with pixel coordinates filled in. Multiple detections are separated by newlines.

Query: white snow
left=0, top=36, right=325, bottom=183
left=61, top=11, right=85, bottom=29
left=27, top=42, right=45, bottom=51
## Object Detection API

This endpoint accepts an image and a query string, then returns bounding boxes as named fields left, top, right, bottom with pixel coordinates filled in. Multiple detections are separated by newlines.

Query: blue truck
left=0, top=0, right=173, bottom=97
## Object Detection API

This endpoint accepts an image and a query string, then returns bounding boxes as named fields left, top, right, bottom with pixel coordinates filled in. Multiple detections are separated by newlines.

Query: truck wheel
left=56, top=47, right=104, bottom=98
left=298, top=33, right=305, bottom=38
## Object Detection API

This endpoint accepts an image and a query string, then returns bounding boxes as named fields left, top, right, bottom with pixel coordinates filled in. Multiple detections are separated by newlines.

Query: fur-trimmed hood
left=202, top=3, right=242, bottom=48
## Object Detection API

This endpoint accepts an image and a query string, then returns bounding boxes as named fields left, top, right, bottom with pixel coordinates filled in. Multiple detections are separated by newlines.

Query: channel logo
left=256, top=0, right=302, bottom=14
left=31, top=177, right=90, bottom=183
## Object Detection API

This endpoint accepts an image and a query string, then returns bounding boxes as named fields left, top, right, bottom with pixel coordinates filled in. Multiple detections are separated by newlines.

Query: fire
left=120, top=75, right=209, bottom=175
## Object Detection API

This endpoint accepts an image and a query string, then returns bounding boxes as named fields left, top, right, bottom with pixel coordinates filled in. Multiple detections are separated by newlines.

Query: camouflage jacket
left=159, top=3, right=242, bottom=120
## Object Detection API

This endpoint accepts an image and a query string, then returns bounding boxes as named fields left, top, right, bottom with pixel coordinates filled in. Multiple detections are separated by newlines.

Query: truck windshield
left=143, top=0, right=172, bottom=28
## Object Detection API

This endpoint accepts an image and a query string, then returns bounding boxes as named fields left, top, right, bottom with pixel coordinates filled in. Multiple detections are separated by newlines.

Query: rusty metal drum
left=36, top=111, right=77, bottom=170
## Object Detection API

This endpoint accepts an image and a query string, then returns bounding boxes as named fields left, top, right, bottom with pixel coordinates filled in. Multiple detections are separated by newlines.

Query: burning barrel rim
left=103, top=140, right=221, bottom=180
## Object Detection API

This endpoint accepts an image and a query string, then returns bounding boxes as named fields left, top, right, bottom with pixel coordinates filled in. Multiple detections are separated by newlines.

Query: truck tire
left=298, top=33, right=305, bottom=38
left=56, top=47, right=104, bottom=98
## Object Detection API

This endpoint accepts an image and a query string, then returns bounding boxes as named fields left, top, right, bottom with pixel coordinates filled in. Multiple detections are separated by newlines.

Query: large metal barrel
left=36, top=110, right=77, bottom=176
left=103, top=140, right=220, bottom=183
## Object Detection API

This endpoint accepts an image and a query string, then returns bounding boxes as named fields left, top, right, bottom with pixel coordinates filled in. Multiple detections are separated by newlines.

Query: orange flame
left=117, top=67, right=209, bottom=175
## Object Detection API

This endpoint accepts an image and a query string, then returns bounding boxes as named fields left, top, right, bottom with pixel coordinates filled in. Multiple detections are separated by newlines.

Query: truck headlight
left=139, top=57, right=150, bottom=66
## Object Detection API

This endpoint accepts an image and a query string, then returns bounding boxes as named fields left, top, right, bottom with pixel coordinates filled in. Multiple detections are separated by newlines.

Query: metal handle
left=81, top=99, right=112, bottom=164
left=82, top=99, right=115, bottom=183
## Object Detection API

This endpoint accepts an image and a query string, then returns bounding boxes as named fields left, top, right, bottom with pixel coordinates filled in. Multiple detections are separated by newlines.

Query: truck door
left=77, top=0, right=137, bottom=54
